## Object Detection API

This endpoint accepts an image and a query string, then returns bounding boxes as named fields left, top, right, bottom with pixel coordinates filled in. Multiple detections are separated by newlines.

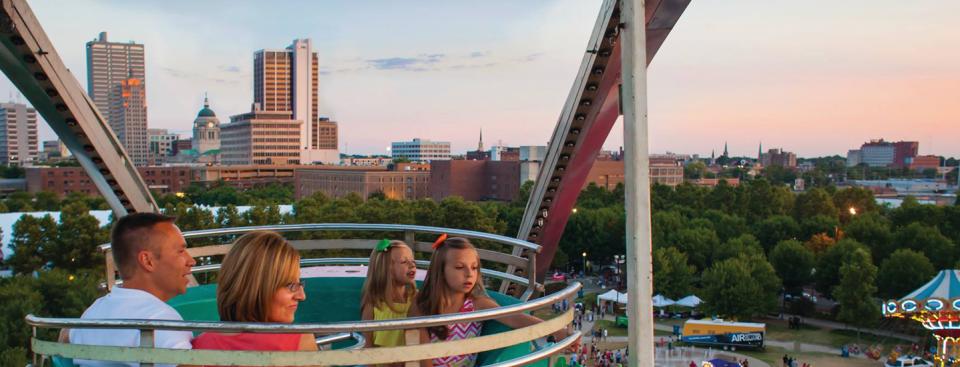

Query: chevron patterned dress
left=430, top=297, right=483, bottom=367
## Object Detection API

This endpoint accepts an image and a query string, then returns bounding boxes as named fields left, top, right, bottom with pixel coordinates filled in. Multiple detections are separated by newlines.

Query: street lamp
left=614, top=255, right=626, bottom=290
left=582, top=251, right=587, bottom=274
left=849, top=207, right=857, bottom=216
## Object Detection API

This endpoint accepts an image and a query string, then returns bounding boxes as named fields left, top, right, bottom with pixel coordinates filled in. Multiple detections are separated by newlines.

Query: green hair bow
left=375, top=239, right=391, bottom=252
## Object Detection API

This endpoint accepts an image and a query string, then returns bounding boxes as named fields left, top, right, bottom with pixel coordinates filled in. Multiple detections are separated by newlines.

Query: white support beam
left=622, top=1, right=654, bottom=367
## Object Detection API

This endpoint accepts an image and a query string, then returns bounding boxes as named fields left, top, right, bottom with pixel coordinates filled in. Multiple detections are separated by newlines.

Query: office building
left=909, top=155, right=941, bottom=171
left=254, top=39, right=338, bottom=163
left=342, top=156, right=392, bottom=167
left=112, top=78, right=149, bottom=165
left=429, top=160, right=520, bottom=201
left=86, top=32, right=148, bottom=166
left=148, top=128, right=179, bottom=163
left=519, top=146, right=547, bottom=186
left=221, top=109, right=301, bottom=165
left=391, top=138, right=451, bottom=162
left=760, top=148, right=797, bottom=168
left=848, top=139, right=919, bottom=168
left=41, top=140, right=70, bottom=161
left=861, top=140, right=895, bottom=167
left=0, top=102, right=38, bottom=165
left=648, top=155, right=685, bottom=186
left=490, top=146, right=520, bottom=161
left=846, top=150, right=862, bottom=167
left=892, top=141, right=919, bottom=168
left=584, top=159, right=684, bottom=189
left=309, top=118, right=339, bottom=164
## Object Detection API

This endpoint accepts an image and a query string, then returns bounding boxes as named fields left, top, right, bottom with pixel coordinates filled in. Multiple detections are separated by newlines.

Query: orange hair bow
left=432, top=233, right=448, bottom=250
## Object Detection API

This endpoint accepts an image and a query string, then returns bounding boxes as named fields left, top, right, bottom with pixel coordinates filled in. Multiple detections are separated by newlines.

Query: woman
left=192, top=231, right=317, bottom=353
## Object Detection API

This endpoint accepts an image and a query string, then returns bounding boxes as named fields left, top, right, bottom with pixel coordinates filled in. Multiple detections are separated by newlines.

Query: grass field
left=763, top=320, right=913, bottom=350
left=593, top=320, right=628, bottom=337
left=591, top=319, right=675, bottom=337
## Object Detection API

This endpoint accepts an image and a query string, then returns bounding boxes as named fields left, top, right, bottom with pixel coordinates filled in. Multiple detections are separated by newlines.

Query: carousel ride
left=883, top=270, right=960, bottom=367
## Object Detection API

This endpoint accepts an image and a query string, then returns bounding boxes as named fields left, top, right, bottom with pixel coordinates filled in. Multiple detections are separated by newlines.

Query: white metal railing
left=100, top=223, right=544, bottom=300
left=26, top=282, right=581, bottom=366
left=26, top=223, right=579, bottom=366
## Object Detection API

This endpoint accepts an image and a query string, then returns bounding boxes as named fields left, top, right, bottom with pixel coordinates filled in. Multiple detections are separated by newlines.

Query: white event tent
left=675, top=295, right=703, bottom=308
left=652, top=294, right=675, bottom=308
left=597, top=289, right=628, bottom=304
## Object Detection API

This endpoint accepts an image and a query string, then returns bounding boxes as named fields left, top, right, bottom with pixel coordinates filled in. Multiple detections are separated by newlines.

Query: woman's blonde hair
left=361, top=240, right=415, bottom=313
left=415, top=236, right=487, bottom=339
left=217, top=231, right=300, bottom=322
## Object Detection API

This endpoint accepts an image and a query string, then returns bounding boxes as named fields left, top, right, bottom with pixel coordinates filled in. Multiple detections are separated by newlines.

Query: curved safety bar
left=27, top=283, right=580, bottom=366
left=97, top=223, right=545, bottom=300
left=314, top=332, right=365, bottom=350
left=26, top=282, right=580, bottom=333
left=485, top=331, right=583, bottom=367
left=30, top=309, right=575, bottom=366
left=99, top=223, right=542, bottom=253
left=189, top=258, right=534, bottom=290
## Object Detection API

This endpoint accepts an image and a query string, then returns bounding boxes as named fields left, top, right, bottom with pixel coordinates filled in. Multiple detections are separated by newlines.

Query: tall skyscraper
left=86, top=32, right=148, bottom=166
left=253, top=39, right=337, bottom=164
left=0, top=102, right=38, bottom=165
left=114, top=78, right=149, bottom=166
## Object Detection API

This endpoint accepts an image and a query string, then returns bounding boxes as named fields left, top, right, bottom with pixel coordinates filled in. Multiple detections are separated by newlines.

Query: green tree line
left=1, top=177, right=959, bottom=362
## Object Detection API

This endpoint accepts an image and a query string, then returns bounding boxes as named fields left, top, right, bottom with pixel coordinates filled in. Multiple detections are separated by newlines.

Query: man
left=69, top=213, right=197, bottom=367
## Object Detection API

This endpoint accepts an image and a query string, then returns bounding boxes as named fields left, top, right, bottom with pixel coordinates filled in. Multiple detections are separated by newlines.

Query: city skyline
left=0, top=1, right=957, bottom=158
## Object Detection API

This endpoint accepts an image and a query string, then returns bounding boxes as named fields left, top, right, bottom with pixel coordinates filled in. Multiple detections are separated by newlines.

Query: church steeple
left=478, top=128, right=484, bottom=152
left=758, top=141, right=763, bottom=160
left=723, top=141, right=729, bottom=157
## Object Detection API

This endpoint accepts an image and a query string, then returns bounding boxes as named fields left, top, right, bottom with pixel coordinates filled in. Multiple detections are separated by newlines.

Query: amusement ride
left=884, top=270, right=960, bottom=367
left=0, top=0, right=692, bottom=365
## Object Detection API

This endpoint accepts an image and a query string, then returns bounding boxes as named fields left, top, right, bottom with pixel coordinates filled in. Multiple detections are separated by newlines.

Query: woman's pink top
left=192, top=332, right=302, bottom=351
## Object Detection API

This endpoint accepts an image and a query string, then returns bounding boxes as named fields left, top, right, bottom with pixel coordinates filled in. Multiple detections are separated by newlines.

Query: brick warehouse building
left=26, top=165, right=306, bottom=197
left=295, top=166, right=430, bottom=200
left=26, top=166, right=193, bottom=196
left=429, top=160, right=521, bottom=202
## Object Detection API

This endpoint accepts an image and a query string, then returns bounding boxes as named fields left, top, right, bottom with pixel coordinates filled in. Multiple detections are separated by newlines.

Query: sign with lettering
left=681, top=332, right=764, bottom=349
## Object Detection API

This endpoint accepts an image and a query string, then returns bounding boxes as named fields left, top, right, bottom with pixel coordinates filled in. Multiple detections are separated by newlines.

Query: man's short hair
left=111, top=212, right=177, bottom=279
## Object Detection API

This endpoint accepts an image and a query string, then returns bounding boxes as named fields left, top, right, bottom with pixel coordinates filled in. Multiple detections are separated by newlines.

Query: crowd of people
left=783, top=354, right=810, bottom=367
left=63, top=212, right=575, bottom=367
left=566, top=339, right=627, bottom=367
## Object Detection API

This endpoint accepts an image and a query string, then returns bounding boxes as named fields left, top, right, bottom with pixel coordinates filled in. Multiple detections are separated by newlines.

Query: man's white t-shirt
left=69, top=287, right=193, bottom=367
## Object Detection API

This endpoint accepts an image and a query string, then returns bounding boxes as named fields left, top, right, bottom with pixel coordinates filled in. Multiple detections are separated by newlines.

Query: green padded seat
left=166, top=276, right=547, bottom=366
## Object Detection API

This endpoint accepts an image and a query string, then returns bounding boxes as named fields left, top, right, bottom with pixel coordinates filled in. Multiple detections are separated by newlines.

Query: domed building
left=192, top=95, right=220, bottom=156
